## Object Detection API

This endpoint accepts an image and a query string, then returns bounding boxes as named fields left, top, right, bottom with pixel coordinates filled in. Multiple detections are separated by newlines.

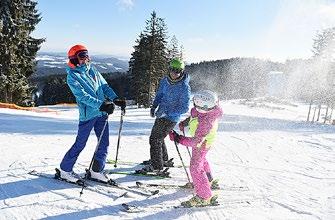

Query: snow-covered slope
left=0, top=98, right=334, bottom=219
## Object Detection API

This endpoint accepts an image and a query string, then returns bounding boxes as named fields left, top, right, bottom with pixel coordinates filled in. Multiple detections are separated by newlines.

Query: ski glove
left=113, top=98, right=126, bottom=112
left=169, top=130, right=181, bottom=143
left=150, top=106, right=156, bottom=118
left=99, top=101, right=115, bottom=114
left=179, top=117, right=190, bottom=134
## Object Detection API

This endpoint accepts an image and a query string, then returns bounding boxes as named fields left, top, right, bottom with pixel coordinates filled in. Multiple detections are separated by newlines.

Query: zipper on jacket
left=84, top=106, right=87, bottom=118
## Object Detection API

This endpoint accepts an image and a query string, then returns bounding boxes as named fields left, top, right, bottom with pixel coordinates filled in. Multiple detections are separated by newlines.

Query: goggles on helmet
left=77, top=50, right=89, bottom=60
left=194, top=102, right=215, bottom=112
left=169, top=67, right=183, bottom=74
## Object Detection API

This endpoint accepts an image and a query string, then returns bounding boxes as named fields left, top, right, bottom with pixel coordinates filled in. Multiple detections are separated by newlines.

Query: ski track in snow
left=0, top=101, right=335, bottom=219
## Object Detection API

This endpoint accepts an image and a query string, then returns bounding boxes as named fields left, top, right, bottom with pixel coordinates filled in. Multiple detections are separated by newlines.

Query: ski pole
left=182, top=130, right=192, bottom=158
left=80, top=115, right=109, bottom=197
left=114, top=109, right=125, bottom=168
left=173, top=130, right=192, bottom=185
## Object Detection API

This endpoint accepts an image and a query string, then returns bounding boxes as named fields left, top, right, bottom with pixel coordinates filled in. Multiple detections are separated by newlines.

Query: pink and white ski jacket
left=178, top=105, right=223, bottom=149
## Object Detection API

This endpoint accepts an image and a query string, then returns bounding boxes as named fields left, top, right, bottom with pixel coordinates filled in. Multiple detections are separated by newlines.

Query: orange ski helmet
left=67, top=44, right=88, bottom=68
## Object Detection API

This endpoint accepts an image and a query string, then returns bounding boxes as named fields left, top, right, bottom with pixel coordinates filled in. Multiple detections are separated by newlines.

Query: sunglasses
left=77, top=50, right=89, bottom=60
left=169, top=67, right=183, bottom=74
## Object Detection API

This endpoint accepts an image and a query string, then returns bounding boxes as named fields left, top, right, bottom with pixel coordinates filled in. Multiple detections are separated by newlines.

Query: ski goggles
left=169, top=67, right=183, bottom=74
left=193, top=103, right=215, bottom=112
left=77, top=50, right=89, bottom=60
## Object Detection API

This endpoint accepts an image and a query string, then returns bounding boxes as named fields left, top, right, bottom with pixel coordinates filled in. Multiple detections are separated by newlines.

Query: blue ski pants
left=60, top=115, right=109, bottom=172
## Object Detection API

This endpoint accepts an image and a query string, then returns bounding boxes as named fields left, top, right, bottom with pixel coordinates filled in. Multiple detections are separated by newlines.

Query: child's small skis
left=120, top=195, right=220, bottom=213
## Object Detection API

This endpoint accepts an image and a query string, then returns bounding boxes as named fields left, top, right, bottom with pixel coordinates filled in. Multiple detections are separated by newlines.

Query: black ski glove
left=99, top=101, right=115, bottom=114
left=169, top=130, right=181, bottom=143
left=113, top=98, right=126, bottom=112
left=150, top=106, right=156, bottom=118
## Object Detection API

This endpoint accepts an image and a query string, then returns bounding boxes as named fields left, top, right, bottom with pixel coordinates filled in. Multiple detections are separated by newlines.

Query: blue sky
left=34, top=0, right=335, bottom=63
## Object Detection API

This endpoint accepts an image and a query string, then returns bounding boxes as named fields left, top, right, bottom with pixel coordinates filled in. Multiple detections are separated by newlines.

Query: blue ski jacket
left=153, top=73, right=191, bottom=122
left=66, top=64, right=118, bottom=121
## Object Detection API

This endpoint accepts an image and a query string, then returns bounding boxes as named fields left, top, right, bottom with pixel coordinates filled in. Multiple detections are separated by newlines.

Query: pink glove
left=179, top=123, right=185, bottom=134
left=169, top=130, right=181, bottom=143
left=169, top=131, right=195, bottom=148
left=178, top=117, right=190, bottom=134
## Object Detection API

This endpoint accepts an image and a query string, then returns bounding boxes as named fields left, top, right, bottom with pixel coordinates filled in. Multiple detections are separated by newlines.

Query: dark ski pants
left=149, top=118, right=176, bottom=170
left=60, top=115, right=109, bottom=172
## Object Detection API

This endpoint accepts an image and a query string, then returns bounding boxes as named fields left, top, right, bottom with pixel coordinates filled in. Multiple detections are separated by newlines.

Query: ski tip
left=120, top=203, right=143, bottom=213
left=54, top=168, right=61, bottom=179
left=118, top=192, right=128, bottom=198
left=107, top=179, right=118, bottom=186
left=28, top=170, right=37, bottom=175
left=121, top=203, right=130, bottom=210
left=152, top=190, right=160, bottom=195
left=77, top=180, right=86, bottom=187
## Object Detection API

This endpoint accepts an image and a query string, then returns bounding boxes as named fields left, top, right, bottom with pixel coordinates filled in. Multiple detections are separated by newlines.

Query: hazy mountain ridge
left=33, top=52, right=129, bottom=77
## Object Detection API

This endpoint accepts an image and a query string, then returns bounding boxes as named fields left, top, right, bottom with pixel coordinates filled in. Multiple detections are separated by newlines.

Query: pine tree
left=167, top=35, right=182, bottom=61
left=179, top=44, right=185, bottom=61
left=0, top=0, right=44, bottom=105
left=129, top=11, right=169, bottom=107
left=129, top=33, right=149, bottom=106
left=311, top=27, right=335, bottom=106
left=312, top=27, right=335, bottom=61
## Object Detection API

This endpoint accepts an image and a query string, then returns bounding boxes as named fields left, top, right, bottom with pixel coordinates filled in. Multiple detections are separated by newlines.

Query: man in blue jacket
left=59, top=44, right=126, bottom=183
left=139, top=58, right=191, bottom=174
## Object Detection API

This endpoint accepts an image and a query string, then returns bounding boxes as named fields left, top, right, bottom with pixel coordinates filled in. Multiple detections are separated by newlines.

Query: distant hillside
left=32, top=52, right=129, bottom=77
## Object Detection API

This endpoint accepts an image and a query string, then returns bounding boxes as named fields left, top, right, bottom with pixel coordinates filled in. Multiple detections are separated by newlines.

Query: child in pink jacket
left=169, top=90, right=223, bottom=207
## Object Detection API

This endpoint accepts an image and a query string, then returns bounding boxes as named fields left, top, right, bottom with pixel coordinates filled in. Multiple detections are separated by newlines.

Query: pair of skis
left=120, top=198, right=252, bottom=213
left=108, top=167, right=171, bottom=179
left=132, top=181, right=249, bottom=191
left=28, top=169, right=159, bottom=197
left=120, top=201, right=219, bottom=213
left=120, top=195, right=222, bottom=213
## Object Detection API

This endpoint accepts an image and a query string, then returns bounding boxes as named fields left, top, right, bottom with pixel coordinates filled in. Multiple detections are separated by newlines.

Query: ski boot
left=210, top=179, right=220, bottom=190
left=163, top=158, right=174, bottom=167
left=181, top=194, right=219, bottom=208
left=142, top=158, right=174, bottom=167
left=141, top=159, right=151, bottom=165
left=135, top=165, right=170, bottom=177
left=182, top=180, right=219, bottom=190
left=182, top=182, right=194, bottom=189
left=56, top=168, right=82, bottom=183
left=87, top=169, right=117, bottom=185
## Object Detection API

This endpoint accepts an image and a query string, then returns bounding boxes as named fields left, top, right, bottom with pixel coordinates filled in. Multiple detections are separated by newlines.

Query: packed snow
left=0, top=98, right=334, bottom=220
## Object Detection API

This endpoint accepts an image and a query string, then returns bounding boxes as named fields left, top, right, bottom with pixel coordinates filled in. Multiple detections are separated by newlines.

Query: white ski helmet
left=193, top=90, right=219, bottom=111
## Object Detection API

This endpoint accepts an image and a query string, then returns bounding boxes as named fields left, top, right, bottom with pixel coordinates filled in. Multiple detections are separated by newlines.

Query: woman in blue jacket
left=139, top=58, right=191, bottom=174
left=59, top=44, right=126, bottom=183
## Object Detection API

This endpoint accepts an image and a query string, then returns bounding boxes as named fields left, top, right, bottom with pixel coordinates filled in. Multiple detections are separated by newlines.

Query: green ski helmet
left=169, top=58, right=185, bottom=71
